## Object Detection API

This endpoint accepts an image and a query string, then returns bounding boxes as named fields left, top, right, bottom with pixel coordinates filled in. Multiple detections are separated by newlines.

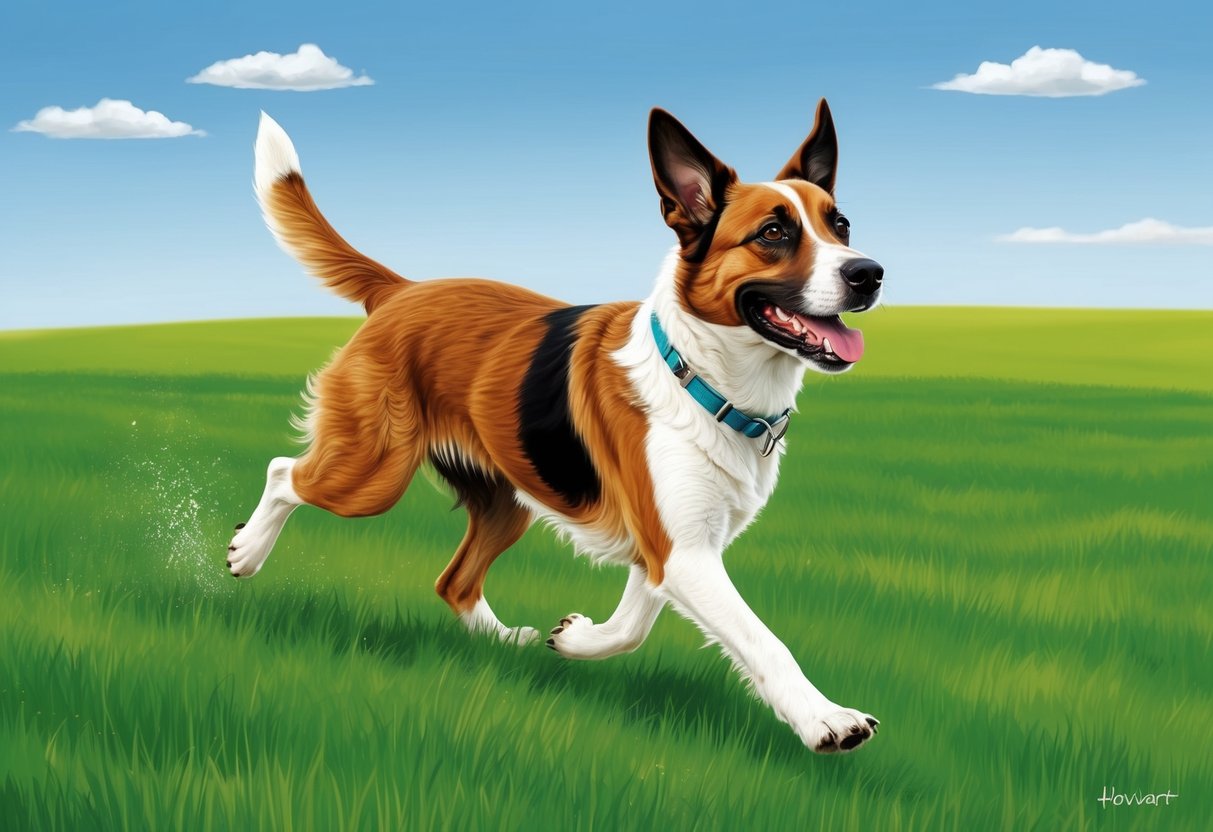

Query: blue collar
left=649, top=312, right=790, bottom=456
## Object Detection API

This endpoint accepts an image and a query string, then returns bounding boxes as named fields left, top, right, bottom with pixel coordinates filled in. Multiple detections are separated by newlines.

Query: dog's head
left=649, top=100, right=882, bottom=374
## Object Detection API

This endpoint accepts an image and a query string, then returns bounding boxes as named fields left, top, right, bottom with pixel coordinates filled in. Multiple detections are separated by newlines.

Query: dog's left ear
left=776, top=98, right=838, bottom=194
left=649, top=109, right=737, bottom=252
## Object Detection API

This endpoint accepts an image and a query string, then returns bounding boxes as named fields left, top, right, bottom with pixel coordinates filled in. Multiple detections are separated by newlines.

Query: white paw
left=799, top=706, right=880, bottom=754
left=502, top=626, right=540, bottom=646
left=545, top=613, right=594, bottom=656
left=226, top=521, right=272, bottom=578
left=459, top=598, right=539, bottom=646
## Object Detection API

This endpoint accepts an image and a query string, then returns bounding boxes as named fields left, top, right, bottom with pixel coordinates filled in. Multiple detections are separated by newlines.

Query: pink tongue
left=800, top=315, right=865, bottom=362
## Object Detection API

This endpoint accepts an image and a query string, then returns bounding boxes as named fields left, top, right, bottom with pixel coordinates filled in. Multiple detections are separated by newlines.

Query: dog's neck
left=648, top=249, right=806, bottom=417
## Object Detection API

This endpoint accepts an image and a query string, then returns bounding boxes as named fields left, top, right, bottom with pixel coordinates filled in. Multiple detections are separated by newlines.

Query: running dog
left=229, top=100, right=884, bottom=753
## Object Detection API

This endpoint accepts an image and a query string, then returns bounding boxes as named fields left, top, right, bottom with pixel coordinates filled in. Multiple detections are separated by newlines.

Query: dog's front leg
left=660, top=548, right=878, bottom=753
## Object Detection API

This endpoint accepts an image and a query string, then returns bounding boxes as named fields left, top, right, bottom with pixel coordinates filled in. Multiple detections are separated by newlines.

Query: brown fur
left=267, top=172, right=409, bottom=312
left=270, top=173, right=672, bottom=608
left=433, top=482, right=531, bottom=613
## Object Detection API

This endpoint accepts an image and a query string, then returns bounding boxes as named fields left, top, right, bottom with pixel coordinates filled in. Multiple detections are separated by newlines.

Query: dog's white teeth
left=773, top=307, right=791, bottom=322
left=790, top=317, right=806, bottom=334
left=823, top=337, right=833, bottom=354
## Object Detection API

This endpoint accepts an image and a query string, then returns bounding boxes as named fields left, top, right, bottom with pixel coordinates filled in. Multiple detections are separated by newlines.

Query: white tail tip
left=254, top=111, right=301, bottom=204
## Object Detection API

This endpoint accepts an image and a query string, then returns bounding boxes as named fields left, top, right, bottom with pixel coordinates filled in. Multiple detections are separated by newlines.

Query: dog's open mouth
left=739, top=290, right=864, bottom=368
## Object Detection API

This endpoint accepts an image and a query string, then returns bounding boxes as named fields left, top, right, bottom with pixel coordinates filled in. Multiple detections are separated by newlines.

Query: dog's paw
left=503, top=626, right=540, bottom=646
left=801, top=707, right=879, bottom=754
left=545, top=613, right=593, bottom=654
left=226, top=521, right=268, bottom=578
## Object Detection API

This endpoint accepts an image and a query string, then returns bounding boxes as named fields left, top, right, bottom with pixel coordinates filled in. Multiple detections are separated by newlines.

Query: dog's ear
left=776, top=98, right=838, bottom=194
left=649, top=109, right=736, bottom=252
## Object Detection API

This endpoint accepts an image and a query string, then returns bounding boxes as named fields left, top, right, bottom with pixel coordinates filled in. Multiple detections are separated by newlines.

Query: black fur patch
left=429, top=453, right=502, bottom=513
left=518, top=306, right=601, bottom=507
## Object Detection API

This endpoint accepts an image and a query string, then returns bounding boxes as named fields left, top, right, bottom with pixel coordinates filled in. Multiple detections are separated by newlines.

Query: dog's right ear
left=649, top=109, right=736, bottom=254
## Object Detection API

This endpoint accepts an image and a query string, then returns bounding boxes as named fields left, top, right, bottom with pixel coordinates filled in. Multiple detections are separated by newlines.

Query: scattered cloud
left=187, top=43, right=373, bottom=91
left=13, top=98, right=204, bottom=139
left=998, top=218, right=1213, bottom=245
left=932, top=46, right=1145, bottom=97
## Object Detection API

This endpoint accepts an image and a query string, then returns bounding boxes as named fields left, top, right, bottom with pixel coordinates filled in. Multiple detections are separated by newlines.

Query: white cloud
left=13, top=98, right=204, bottom=139
left=998, top=218, right=1213, bottom=245
left=932, top=46, right=1145, bottom=97
left=187, top=43, right=373, bottom=91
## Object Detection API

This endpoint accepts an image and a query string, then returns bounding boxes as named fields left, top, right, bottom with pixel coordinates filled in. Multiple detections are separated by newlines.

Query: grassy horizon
left=1, top=309, right=1210, bottom=830
left=2, top=305, right=1212, bottom=391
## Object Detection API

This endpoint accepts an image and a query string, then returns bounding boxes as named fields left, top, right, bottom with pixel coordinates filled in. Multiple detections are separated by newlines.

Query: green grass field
left=1, top=307, right=1210, bottom=830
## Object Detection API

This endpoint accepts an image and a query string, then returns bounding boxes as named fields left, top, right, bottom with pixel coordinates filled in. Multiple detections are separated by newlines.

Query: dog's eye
left=834, top=214, right=851, bottom=241
left=759, top=222, right=786, bottom=242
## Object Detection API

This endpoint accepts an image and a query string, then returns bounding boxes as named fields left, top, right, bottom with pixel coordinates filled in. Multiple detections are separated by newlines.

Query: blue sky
left=1, top=0, right=1210, bottom=329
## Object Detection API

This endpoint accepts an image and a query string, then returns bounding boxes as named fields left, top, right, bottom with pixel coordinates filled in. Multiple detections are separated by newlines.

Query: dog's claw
left=234, top=522, right=246, bottom=530
left=865, top=716, right=880, bottom=728
left=545, top=638, right=556, bottom=650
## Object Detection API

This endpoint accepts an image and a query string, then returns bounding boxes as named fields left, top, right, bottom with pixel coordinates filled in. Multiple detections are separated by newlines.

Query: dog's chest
left=655, top=420, right=785, bottom=549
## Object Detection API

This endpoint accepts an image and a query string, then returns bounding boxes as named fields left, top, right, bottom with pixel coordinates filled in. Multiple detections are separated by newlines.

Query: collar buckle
left=671, top=357, right=697, bottom=389
left=752, top=410, right=792, bottom=457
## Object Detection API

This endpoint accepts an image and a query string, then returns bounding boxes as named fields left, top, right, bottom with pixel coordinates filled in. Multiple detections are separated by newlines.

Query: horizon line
left=3, top=302, right=1213, bottom=336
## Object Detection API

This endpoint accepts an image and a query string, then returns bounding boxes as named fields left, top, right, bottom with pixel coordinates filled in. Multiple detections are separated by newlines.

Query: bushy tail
left=254, top=112, right=408, bottom=312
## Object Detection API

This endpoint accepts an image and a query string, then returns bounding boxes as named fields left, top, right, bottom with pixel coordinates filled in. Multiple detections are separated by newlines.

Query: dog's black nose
left=840, top=258, right=884, bottom=296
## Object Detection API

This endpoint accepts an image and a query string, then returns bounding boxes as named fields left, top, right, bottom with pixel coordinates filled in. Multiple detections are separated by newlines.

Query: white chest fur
left=612, top=251, right=804, bottom=553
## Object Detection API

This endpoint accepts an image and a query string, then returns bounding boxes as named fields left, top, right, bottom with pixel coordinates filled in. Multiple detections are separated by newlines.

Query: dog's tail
left=254, top=112, right=409, bottom=313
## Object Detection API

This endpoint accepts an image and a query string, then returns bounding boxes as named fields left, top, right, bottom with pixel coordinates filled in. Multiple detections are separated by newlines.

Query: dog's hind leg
left=227, top=456, right=304, bottom=578
left=546, top=564, right=665, bottom=659
left=287, top=342, right=430, bottom=519
left=228, top=359, right=425, bottom=578
left=434, top=478, right=538, bottom=645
